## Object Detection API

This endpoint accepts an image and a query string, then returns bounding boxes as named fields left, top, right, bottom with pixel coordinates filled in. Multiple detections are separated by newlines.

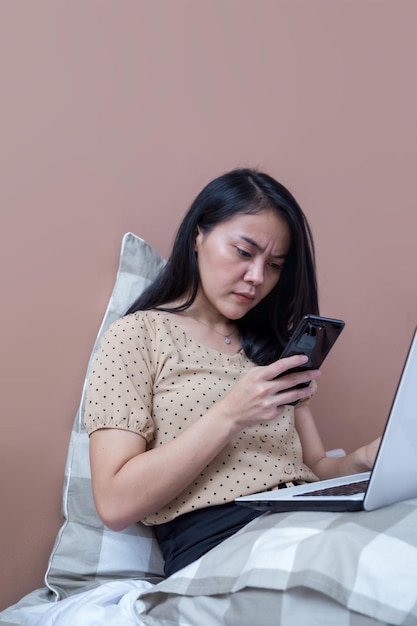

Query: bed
left=1, top=233, right=416, bottom=626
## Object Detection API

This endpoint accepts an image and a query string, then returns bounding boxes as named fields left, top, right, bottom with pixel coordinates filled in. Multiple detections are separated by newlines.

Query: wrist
left=209, top=398, right=244, bottom=442
left=204, top=400, right=241, bottom=441
left=347, top=445, right=373, bottom=474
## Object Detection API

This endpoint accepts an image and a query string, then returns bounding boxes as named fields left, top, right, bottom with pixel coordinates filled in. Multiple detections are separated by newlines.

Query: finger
left=275, top=381, right=318, bottom=409
left=274, top=368, right=320, bottom=393
left=293, top=379, right=318, bottom=408
left=264, top=354, right=310, bottom=380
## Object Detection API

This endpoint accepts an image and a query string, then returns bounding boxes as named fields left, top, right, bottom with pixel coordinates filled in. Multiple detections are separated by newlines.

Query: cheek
left=197, top=249, right=227, bottom=286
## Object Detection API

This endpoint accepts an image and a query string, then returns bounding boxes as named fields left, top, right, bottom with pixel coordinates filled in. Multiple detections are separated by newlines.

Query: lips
left=234, top=292, right=256, bottom=303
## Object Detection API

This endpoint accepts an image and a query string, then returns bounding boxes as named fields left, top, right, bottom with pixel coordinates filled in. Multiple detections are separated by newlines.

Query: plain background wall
left=1, top=0, right=416, bottom=611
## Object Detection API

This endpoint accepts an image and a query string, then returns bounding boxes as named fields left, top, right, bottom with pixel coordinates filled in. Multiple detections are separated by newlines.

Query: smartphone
left=278, top=314, right=345, bottom=398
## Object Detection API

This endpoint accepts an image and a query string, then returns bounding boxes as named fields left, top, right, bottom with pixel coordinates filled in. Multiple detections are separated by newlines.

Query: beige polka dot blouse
left=84, top=310, right=317, bottom=525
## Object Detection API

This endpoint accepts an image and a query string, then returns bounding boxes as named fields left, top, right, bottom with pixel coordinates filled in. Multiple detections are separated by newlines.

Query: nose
left=244, top=260, right=264, bottom=286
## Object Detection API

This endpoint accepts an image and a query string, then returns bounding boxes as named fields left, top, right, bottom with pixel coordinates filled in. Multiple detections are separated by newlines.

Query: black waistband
left=154, top=502, right=264, bottom=577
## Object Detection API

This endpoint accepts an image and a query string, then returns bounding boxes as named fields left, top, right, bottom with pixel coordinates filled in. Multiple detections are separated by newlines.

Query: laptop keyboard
left=295, top=479, right=369, bottom=497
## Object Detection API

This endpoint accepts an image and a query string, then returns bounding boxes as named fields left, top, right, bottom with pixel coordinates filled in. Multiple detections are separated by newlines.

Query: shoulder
left=101, top=310, right=162, bottom=339
left=99, top=310, right=179, bottom=351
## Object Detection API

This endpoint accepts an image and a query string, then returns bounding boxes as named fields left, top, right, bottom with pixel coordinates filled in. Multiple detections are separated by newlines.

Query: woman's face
left=194, top=209, right=291, bottom=321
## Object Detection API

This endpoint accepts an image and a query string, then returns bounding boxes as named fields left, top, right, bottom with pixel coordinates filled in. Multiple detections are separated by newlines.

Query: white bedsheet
left=12, top=580, right=154, bottom=626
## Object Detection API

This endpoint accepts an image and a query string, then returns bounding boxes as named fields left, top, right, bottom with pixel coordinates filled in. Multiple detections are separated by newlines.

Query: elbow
left=101, top=515, right=130, bottom=533
left=93, top=497, right=135, bottom=532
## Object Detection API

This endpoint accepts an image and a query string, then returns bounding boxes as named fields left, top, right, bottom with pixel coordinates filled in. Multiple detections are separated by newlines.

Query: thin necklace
left=189, top=315, right=237, bottom=345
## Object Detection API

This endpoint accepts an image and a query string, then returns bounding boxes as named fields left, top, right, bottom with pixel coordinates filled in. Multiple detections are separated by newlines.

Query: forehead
left=211, top=210, right=291, bottom=252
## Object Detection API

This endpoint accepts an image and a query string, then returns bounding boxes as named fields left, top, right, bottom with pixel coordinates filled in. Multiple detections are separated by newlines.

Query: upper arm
left=89, top=428, right=147, bottom=496
left=84, top=316, right=155, bottom=440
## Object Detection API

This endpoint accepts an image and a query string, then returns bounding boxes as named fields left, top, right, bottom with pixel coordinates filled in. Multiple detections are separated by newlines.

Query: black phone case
left=278, top=315, right=345, bottom=400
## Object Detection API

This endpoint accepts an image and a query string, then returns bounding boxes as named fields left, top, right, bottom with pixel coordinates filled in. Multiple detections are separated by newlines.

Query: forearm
left=295, top=404, right=379, bottom=481
left=90, top=402, right=237, bottom=530
left=310, top=445, right=374, bottom=480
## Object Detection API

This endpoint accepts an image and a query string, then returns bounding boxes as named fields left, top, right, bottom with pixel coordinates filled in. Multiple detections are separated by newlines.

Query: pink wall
left=1, top=0, right=416, bottom=611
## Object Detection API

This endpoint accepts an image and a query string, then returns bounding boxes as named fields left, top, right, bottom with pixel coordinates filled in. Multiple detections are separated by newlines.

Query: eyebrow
left=240, top=235, right=287, bottom=259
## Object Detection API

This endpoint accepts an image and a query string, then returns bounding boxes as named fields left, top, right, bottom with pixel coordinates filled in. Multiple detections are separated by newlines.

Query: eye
left=236, top=247, right=251, bottom=258
left=269, top=261, right=283, bottom=271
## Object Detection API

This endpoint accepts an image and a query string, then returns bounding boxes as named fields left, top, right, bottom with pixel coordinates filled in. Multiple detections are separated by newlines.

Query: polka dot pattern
left=84, top=310, right=317, bottom=524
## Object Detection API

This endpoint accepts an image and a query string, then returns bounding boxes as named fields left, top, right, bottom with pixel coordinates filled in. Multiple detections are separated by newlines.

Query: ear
left=194, top=226, right=203, bottom=251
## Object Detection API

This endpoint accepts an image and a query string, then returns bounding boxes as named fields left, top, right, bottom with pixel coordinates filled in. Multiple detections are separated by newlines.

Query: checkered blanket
left=135, top=499, right=417, bottom=626
left=2, top=499, right=417, bottom=626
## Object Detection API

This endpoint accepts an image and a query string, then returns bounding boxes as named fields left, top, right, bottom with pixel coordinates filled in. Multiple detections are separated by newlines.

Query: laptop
left=236, top=327, right=417, bottom=513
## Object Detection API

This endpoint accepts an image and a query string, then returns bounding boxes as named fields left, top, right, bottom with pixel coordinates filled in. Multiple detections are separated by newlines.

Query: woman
left=85, top=168, right=379, bottom=576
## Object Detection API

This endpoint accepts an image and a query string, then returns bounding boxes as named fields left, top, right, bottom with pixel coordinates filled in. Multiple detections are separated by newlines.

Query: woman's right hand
left=216, top=354, right=321, bottom=433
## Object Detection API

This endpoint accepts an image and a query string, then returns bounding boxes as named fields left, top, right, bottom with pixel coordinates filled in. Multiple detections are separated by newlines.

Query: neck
left=181, top=309, right=238, bottom=345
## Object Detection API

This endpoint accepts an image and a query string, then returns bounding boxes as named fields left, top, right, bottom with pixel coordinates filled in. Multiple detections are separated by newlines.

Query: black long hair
left=126, top=168, right=319, bottom=365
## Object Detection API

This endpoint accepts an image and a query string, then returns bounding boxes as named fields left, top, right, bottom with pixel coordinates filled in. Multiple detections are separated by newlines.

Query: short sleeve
left=83, top=314, right=155, bottom=442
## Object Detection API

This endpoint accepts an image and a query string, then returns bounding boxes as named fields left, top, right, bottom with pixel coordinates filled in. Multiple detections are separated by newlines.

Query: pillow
left=45, top=232, right=166, bottom=599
